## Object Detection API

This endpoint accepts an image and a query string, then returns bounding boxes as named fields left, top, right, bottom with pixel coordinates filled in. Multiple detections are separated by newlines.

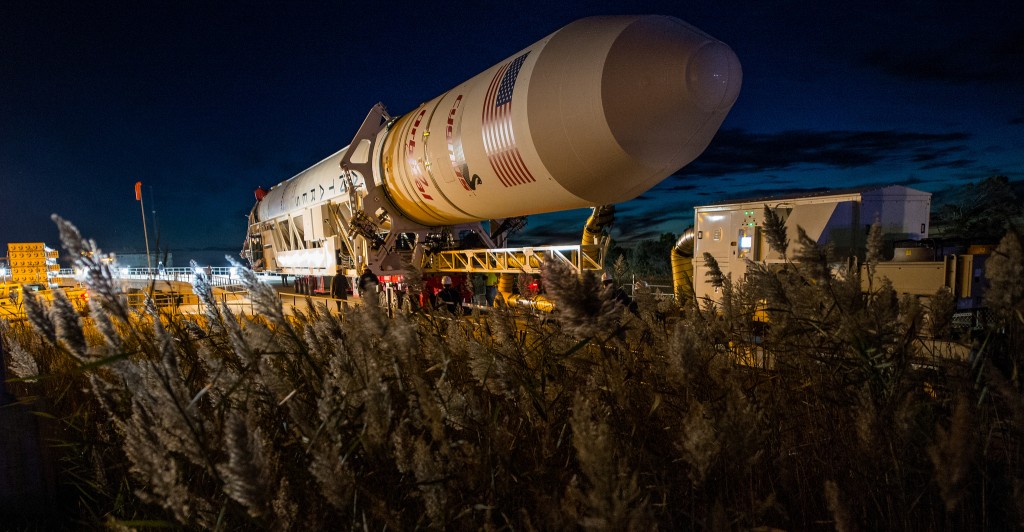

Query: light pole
left=135, top=181, right=152, bottom=271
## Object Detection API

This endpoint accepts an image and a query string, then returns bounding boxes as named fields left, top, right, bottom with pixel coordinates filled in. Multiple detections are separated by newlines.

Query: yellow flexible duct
left=581, top=205, right=615, bottom=247
left=671, top=228, right=695, bottom=305
left=496, top=272, right=555, bottom=312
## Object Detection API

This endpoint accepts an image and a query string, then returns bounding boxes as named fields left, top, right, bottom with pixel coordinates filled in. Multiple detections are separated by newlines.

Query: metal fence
left=57, top=267, right=285, bottom=288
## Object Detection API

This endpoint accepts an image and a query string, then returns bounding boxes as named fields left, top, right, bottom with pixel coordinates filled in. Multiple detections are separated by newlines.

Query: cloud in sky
left=679, top=129, right=973, bottom=178
left=518, top=124, right=1000, bottom=246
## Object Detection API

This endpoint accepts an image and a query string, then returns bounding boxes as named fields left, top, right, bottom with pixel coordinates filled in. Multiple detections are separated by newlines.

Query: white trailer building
left=691, top=185, right=932, bottom=302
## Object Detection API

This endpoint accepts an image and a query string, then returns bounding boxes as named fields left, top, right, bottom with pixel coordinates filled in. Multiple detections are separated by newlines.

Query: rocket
left=255, top=15, right=740, bottom=224
left=249, top=15, right=741, bottom=273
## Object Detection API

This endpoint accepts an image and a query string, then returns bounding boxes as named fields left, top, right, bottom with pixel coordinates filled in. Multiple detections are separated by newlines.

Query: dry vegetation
left=3, top=216, right=1024, bottom=530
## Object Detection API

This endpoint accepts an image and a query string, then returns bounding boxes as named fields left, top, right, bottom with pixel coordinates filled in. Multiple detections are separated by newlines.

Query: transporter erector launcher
left=243, top=15, right=741, bottom=275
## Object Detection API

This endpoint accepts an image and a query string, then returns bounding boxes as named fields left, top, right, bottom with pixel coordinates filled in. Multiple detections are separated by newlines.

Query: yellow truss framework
left=420, top=245, right=604, bottom=274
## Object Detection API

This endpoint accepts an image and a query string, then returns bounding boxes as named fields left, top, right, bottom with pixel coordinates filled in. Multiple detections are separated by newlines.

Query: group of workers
left=319, top=268, right=500, bottom=315
left=319, top=266, right=635, bottom=316
left=433, top=273, right=498, bottom=315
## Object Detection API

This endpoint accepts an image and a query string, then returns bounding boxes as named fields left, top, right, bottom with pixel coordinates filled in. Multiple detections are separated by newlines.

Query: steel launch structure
left=241, top=16, right=742, bottom=296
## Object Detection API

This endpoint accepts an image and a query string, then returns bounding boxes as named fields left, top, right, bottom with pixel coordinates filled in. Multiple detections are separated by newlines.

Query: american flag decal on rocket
left=482, top=52, right=536, bottom=188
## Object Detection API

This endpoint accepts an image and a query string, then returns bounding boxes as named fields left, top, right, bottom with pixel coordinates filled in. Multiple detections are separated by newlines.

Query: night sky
left=3, top=1, right=1022, bottom=264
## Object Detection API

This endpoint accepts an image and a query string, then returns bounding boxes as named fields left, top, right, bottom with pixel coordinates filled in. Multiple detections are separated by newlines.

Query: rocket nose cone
left=598, top=17, right=742, bottom=172
left=525, top=16, right=744, bottom=205
left=687, top=42, right=742, bottom=111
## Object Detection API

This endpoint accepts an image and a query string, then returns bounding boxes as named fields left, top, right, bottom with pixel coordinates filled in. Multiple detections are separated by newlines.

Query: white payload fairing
left=246, top=15, right=741, bottom=274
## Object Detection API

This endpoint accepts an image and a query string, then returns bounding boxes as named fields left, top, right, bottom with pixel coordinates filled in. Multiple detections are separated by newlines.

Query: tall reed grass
left=2, top=216, right=1023, bottom=530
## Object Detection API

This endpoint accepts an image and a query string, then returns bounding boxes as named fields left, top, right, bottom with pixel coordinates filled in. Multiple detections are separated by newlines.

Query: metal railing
left=627, top=281, right=676, bottom=301
left=121, top=290, right=257, bottom=315
left=55, top=266, right=286, bottom=288
left=117, top=266, right=238, bottom=287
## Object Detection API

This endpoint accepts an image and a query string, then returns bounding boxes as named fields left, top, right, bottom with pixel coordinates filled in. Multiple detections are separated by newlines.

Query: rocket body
left=255, top=15, right=741, bottom=228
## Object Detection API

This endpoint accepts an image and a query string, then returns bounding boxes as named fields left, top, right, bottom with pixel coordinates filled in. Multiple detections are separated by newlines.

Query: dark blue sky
left=3, top=1, right=1022, bottom=263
